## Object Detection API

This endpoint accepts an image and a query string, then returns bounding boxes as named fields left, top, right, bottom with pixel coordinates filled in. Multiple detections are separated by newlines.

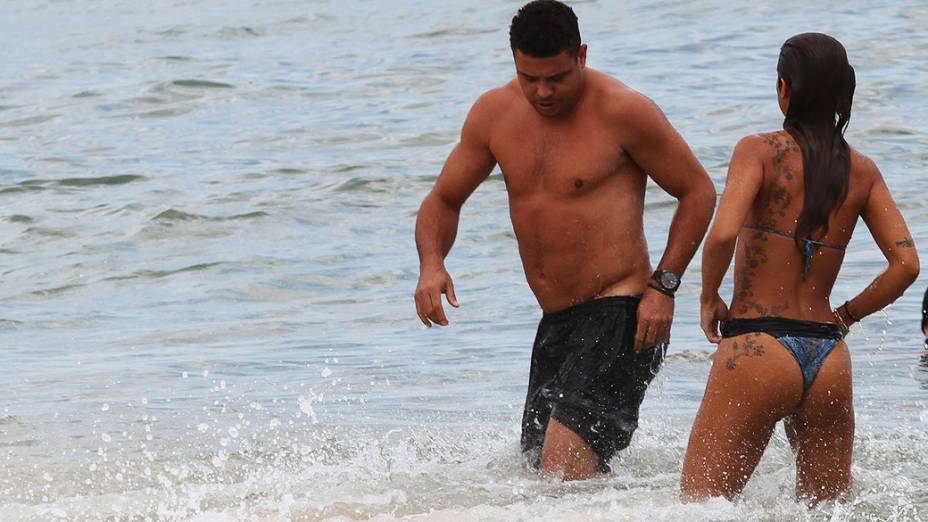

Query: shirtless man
left=414, top=0, right=715, bottom=480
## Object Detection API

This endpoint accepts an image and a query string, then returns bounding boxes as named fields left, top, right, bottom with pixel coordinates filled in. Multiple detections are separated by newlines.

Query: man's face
left=514, top=45, right=587, bottom=118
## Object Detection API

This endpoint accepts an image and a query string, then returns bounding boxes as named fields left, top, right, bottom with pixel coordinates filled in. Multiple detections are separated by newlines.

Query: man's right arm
left=415, top=94, right=498, bottom=327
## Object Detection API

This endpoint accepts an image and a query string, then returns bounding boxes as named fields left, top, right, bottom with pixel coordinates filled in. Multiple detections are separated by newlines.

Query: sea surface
left=2, top=0, right=928, bottom=520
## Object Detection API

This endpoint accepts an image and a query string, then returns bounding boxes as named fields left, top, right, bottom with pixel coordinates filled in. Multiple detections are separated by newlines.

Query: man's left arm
left=621, top=94, right=717, bottom=351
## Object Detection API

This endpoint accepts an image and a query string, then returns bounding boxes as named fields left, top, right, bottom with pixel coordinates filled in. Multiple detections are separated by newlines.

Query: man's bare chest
left=491, top=126, right=630, bottom=197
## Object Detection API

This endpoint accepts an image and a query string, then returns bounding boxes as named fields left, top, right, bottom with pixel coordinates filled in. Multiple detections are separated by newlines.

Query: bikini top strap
left=804, top=237, right=846, bottom=251
left=744, top=224, right=845, bottom=251
left=743, top=224, right=846, bottom=282
left=802, top=240, right=815, bottom=281
left=743, top=224, right=792, bottom=240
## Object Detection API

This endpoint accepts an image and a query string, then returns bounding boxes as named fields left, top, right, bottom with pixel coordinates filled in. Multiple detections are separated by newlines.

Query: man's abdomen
left=512, top=202, right=650, bottom=313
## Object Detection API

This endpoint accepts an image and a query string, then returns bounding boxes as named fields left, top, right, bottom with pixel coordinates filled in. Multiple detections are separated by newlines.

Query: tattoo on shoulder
left=896, top=238, right=915, bottom=248
left=758, top=134, right=797, bottom=216
left=725, top=334, right=765, bottom=371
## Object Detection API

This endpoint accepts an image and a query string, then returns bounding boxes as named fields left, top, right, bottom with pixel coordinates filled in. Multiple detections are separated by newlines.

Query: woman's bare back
left=729, top=131, right=875, bottom=322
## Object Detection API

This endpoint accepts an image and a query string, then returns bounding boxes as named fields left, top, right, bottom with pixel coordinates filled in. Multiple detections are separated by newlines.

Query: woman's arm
left=700, top=136, right=765, bottom=342
left=835, top=162, right=920, bottom=329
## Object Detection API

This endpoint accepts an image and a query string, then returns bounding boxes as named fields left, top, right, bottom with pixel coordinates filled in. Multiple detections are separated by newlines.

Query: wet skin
left=415, top=47, right=715, bottom=479
left=682, top=78, right=919, bottom=502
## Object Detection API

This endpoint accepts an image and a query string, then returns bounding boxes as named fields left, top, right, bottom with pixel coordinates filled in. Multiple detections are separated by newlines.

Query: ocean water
left=1, top=0, right=927, bottom=520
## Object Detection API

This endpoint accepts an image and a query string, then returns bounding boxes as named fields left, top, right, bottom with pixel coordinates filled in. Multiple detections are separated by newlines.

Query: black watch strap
left=647, top=280, right=675, bottom=298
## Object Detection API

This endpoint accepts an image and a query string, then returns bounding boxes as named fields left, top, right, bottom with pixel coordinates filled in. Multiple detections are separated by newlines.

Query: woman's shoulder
left=732, top=130, right=798, bottom=158
left=847, top=144, right=880, bottom=178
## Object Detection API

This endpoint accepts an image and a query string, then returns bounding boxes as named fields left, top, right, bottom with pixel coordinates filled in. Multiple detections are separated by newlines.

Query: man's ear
left=578, top=44, right=588, bottom=67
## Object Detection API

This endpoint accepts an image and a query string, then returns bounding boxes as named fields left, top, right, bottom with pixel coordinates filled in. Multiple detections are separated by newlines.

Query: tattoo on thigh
left=896, top=238, right=915, bottom=248
left=726, top=334, right=765, bottom=370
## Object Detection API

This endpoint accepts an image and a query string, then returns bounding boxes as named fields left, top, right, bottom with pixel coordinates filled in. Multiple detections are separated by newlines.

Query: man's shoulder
left=471, top=81, right=521, bottom=115
left=587, top=71, right=663, bottom=126
left=461, top=82, right=520, bottom=139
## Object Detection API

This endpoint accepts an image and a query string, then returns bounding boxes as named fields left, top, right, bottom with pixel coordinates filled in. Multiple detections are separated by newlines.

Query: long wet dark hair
left=777, top=33, right=856, bottom=245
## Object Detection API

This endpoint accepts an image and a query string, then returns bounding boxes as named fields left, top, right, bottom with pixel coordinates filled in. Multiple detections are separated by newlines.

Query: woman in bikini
left=681, top=33, right=919, bottom=504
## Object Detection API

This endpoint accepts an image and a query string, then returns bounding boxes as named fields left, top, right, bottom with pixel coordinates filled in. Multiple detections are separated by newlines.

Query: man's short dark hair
left=509, top=0, right=581, bottom=58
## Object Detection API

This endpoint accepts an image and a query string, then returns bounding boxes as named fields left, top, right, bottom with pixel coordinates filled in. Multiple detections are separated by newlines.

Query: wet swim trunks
left=721, top=316, right=843, bottom=394
left=520, top=295, right=665, bottom=472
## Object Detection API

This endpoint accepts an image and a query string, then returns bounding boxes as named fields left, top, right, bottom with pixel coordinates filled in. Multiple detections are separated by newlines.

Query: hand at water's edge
left=700, top=293, right=729, bottom=344
left=414, top=265, right=459, bottom=327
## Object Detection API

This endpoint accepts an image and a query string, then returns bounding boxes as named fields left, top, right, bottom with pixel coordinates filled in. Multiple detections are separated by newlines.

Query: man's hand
left=634, top=288, right=674, bottom=352
left=414, top=265, right=459, bottom=327
left=700, top=292, right=729, bottom=344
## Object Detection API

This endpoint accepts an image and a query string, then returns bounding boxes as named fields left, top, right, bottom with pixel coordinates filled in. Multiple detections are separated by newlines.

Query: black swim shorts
left=520, top=295, right=665, bottom=471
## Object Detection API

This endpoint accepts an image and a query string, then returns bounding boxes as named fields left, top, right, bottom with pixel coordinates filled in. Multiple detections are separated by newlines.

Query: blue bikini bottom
left=721, top=317, right=844, bottom=394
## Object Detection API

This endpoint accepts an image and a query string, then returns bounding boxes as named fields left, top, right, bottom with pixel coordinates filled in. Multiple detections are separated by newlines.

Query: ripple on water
left=71, top=90, right=102, bottom=98
left=409, top=27, right=497, bottom=39
left=29, top=283, right=86, bottom=298
left=158, top=55, right=193, bottom=62
left=126, top=107, right=193, bottom=119
left=333, top=177, right=395, bottom=193
left=22, top=226, right=78, bottom=239
left=0, top=114, right=61, bottom=128
left=215, top=26, right=263, bottom=39
left=56, top=174, right=147, bottom=187
left=104, top=262, right=223, bottom=282
left=0, top=175, right=146, bottom=195
left=170, top=79, right=235, bottom=89
left=151, top=209, right=270, bottom=222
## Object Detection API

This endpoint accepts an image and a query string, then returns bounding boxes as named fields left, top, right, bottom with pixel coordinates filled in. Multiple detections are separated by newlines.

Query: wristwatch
left=649, top=269, right=681, bottom=297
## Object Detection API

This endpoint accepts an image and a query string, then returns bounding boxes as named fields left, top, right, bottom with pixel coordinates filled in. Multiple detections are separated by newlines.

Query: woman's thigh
left=784, top=342, right=854, bottom=503
left=681, top=332, right=804, bottom=500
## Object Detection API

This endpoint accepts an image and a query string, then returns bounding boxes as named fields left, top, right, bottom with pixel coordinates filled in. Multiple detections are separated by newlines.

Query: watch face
left=659, top=271, right=680, bottom=290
